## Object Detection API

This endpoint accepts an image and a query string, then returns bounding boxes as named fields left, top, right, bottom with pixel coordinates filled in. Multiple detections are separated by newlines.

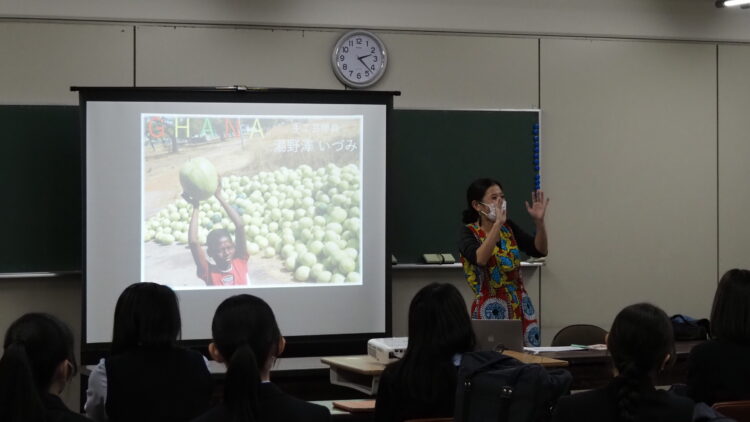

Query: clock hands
left=357, top=54, right=372, bottom=70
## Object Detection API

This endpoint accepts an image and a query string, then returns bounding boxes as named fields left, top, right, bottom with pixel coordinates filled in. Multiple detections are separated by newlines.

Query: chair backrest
left=550, top=324, right=607, bottom=347
left=713, top=400, right=750, bottom=422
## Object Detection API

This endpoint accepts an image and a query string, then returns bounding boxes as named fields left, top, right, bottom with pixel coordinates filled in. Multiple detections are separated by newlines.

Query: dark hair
left=608, top=303, right=675, bottom=422
left=462, top=178, right=503, bottom=224
left=212, top=294, right=282, bottom=422
left=207, top=229, right=233, bottom=253
left=111, top=282, right=182, bottom=355
left=710, top=268, right=750, bottom=345
left=0, top=313, right=78, bottom=422
left=392, top=283, right=476, bottom=403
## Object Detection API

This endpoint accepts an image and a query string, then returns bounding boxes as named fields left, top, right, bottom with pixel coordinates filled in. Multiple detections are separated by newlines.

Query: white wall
left=135, top=26, right=341, bottom=88
left=3, top=0, right=750, bottom=42
left=0, top=22, right=133, bottom=104
left=2, top=1, right=750, bottom=409
left=135, top=26, right=540, bottom=109
left=540, top=38, right=718, bottom=340
left=718, top=44, right=750, bottom=274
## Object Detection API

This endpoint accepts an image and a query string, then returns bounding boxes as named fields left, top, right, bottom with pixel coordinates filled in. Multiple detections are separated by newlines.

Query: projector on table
left=367, top=337, right=408, bottom=363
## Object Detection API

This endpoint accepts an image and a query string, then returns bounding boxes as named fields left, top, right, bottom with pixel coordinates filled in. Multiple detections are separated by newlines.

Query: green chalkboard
left=390, top=109, right=540, bottom=264
left=0, top=106, right=537, bottom=272
left=0, top=106, right=81, bottom=273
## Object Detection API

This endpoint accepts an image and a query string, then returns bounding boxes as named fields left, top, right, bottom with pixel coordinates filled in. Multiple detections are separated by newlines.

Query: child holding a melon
left=182, top=158, right=249, bottom=286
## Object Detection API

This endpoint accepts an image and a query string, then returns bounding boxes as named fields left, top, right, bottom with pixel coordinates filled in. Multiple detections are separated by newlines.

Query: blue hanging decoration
left=532, top=121, right=541, bottom=190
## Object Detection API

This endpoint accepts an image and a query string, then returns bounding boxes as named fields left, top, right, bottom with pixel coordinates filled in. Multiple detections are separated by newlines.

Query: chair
left=712, top=400, right=750, bottom=422
left=551, top=324, right=607, bottom=347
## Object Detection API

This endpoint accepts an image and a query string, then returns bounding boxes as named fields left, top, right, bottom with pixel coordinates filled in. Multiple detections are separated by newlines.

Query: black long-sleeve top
left=458, top=219, right=545, bottom=265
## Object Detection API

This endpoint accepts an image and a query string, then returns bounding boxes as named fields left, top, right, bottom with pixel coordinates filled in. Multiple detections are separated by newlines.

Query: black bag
left=671, top=315, right=710, bottom=341
left=454, top=351, right=572, bottom=422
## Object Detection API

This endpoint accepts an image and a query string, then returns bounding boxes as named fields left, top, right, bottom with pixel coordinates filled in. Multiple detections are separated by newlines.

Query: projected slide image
left=142, top=114, right=362, bottom=289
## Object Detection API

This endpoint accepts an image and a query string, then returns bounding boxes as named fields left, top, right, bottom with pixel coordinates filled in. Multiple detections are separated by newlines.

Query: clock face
left=332, top=30, right=387, bottom=88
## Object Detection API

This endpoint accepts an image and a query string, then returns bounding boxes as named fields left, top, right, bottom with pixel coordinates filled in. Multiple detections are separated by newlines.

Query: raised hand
left=214, top=177, right=224, bottom=200
left=493, top=199, right=507, bottom=227
left=525, top=190, right=549, bottom=222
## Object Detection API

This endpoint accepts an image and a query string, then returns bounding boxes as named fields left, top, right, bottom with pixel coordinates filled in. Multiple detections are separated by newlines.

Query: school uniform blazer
left=192, top=382, right=330, bottom=422
left=374, top=360, right=458, bottom=422
left=552, top=377, right=694, bottom=422
left=42, top=393, right=91, bottom=422
left=104, top=346, right=213, bottom=422
left=687, top=339, right=750, bottom=406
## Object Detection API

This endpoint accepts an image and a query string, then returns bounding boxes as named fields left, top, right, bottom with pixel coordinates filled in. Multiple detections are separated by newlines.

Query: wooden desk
left=321, top=352, right=568, bottom=395
left=311, top=400, right=375, bottom=421
left=534, top=340, right=703, bottom=390
left=321, top=355, right=387, bottom=395
left=503, top=350, right=569, bottom=368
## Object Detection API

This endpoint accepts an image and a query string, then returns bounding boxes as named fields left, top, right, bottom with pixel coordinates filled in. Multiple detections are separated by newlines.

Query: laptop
left=471, top=319, right=524, bottom=352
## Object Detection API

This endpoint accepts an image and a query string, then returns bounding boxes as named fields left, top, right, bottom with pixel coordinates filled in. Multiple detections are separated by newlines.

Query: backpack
left=670, top=314, right=710, bottom=341
left=454, top=351, right=572, bottom=422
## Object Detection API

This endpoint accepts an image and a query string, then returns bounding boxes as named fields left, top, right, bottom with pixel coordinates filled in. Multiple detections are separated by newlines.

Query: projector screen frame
left=74, top=86, right=398, bottom=363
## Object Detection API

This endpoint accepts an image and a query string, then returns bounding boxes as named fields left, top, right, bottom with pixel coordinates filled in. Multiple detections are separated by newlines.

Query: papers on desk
left=524, top=344, right=608, bottom=354
left=585, top=344, right=608, bottom=351
left=524, top=346, right=586, bottom=354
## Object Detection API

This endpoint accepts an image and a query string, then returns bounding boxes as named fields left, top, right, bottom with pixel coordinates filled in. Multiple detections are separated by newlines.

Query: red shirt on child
left=199, top=257, right=248, bottom=286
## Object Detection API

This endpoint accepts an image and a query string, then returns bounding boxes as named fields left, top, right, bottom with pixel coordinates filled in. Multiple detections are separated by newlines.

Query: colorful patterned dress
left=459, top=220, right=541, bottom=347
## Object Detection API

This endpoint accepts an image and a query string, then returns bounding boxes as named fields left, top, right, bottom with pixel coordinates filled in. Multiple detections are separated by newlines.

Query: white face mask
left=480, top=200, right=506, bottom=222
left=480, top=202, right=497, bottom=221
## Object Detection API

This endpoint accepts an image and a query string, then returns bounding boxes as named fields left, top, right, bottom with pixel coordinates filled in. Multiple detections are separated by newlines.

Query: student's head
left=111, top=282, right=181, bottom=355
left=710, top=268, right=750, bottom=345
left=396, top=283, right=475, bottom=403
left=607, top=303, right=674, bottom=422
left=0, top=313, right=77, bottom=422
left=208, top=294, right=284, bottom=422
left=406, top=283, right=476, bottom=359
left=463, top=178, right=504, bottom=224
left=206, top=228, right=236, bottom=264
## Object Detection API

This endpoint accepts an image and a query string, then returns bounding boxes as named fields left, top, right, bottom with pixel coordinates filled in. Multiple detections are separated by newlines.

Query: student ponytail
left=212, top=295, right=282, bottom=422
left=224, top=344, right=260, bottom=422
left=615, top=363, right=646, bottom=422
left=0, top=313, right=77, bottom=422
left=608, top=303, right=674, bottom=422
left=0, top=343, right=45, bottom=422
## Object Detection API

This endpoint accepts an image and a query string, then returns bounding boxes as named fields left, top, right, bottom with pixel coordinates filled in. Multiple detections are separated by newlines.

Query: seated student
left=375, top=283, right=476, bottom=422
left=688, top=268, right=750, bottom=405
left=192, top=294, right=330, bottom=422
left=552, top=303, right=694, bottom=422
left=0, top=313, right=89, bottom=422
left=85, top=282, right=212, bottom=422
